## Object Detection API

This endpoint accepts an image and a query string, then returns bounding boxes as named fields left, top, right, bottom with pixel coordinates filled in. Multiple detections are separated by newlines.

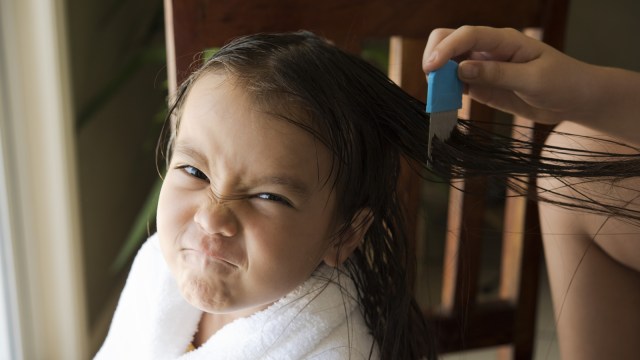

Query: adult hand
left=422, top=26, right=597, bottom=125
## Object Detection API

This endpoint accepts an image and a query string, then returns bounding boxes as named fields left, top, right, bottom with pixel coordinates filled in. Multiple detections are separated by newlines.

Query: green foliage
left=203, top=47, right=221, bottom=62
left=77, top=1, right=168, bottom=274
left=76, top=46, right=166, bottom=131
left=361, top=39, right=390, bottom=73
left=111, top=177, right=162, bottom=273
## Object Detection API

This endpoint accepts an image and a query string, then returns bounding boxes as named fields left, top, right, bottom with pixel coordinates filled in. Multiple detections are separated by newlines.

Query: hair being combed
left=158, top=31, right=640, bottom=359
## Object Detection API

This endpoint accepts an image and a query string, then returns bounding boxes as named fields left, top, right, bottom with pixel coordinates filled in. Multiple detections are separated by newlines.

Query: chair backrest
left=164, top=1, right=569, bottom=357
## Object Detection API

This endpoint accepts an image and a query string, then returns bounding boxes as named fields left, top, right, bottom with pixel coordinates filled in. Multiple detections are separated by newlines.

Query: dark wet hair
left=158, top=31, right=640, bottom=359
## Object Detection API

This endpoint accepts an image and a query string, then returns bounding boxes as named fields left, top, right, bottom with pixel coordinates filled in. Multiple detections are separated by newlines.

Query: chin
left=176, top=270, right=234, bottom=312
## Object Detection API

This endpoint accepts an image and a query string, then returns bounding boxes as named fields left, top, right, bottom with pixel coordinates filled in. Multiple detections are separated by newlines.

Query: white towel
left=95, top=234, right=378, bottom=359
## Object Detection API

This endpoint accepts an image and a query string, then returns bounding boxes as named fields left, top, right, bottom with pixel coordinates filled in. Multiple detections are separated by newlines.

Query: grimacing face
left=156, top=72, right=347, bottom=318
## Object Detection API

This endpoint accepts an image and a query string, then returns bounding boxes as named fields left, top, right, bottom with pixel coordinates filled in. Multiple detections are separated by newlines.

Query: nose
left=193, top=199, right=239, bottom=237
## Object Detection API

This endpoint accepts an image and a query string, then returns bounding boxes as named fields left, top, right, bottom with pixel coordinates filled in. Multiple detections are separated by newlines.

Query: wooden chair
left=163, top=1, right=569, bottom=358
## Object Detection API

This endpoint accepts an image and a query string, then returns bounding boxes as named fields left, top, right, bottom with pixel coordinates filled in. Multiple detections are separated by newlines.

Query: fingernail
left=425, top=52, right=437, bottom=64
left=459, top=63, right=479, bottom=79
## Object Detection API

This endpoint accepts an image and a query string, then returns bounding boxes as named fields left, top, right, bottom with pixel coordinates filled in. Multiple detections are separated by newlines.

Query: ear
left=323, top=208, right=373, bottom=267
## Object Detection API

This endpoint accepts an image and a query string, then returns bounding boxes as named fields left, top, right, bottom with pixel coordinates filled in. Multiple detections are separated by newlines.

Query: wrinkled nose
left=193, top=199, right=239, bottom=237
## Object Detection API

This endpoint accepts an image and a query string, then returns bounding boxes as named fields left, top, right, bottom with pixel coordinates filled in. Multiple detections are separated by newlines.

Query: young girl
left=97, top=30, right=639, bottom=359
left=96, top=31, right=435, bottom=359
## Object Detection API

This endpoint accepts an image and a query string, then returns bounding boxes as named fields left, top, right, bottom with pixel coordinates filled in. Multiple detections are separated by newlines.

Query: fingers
left=467, top=84, right=524, bottom=113
left=423, top=28, right=455, bottom=72
left=467, top=85, right=558, bottom=124
left=458, top=60, right=538, bottom=94
left=423, top=26, right=544, bottom=73
left=423, top=25, right=577, bottom=125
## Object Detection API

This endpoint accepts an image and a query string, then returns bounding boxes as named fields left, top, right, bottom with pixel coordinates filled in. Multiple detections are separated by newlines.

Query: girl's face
left=157, top=72, right=341, bottom=316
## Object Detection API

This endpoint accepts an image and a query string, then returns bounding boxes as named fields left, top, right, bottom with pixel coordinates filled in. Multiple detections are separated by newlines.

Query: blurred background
left=0, top=0, right=638, bottom=359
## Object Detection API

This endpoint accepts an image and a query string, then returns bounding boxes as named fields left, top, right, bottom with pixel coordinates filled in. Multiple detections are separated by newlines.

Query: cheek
left=157, top=174, right=196, bottom=226
left=246, top=209, right=334, bottom=271
left=157, top=177, right=194, bottom=261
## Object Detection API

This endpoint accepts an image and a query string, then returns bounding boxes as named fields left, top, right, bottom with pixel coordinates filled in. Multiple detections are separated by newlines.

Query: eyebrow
left=173, top=144, right=207, bottom=165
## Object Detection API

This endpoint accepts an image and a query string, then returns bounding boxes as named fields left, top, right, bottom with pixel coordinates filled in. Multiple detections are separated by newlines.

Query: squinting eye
left=178, top=165, right=209, bottom=181
left=255, top=193, right=292, bottom=207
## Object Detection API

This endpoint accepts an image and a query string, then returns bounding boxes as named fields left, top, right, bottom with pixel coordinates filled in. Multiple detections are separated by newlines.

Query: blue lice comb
left=426, top=60, right=463, bottom=160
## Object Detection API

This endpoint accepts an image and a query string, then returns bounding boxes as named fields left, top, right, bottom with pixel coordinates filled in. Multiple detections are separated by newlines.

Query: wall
left=565, top=0, right=640, bottom=71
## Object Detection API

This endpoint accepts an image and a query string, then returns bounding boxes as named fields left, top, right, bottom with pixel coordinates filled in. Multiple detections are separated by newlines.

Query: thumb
left=458, top=60, right=532, bottom=94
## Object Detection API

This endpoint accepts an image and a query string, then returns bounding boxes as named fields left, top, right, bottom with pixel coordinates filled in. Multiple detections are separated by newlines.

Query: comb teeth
left=426, top=60, right=463, bottom=164
left=427, top=110, right=458, bottom=160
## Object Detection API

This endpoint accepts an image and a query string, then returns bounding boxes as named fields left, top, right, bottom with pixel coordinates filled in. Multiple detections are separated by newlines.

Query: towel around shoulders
left=95, top=234, right=378, bottom=359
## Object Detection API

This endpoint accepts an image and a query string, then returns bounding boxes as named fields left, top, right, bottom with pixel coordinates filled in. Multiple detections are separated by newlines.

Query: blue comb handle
left=426, top=60, right=463, bottom=113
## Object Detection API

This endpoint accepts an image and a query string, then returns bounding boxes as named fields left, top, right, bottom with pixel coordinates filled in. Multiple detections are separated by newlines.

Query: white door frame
left=0, top=0, right=88, bottom=358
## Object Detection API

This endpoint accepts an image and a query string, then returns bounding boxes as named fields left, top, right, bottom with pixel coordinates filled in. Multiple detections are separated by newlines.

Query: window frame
left=0, top=0, right=88, bottom=359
